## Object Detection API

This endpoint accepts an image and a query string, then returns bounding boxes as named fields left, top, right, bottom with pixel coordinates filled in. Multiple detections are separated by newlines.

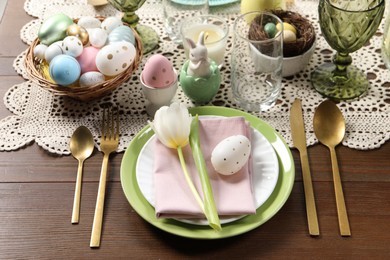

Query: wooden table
left=1, top=1, right=389, bottom=258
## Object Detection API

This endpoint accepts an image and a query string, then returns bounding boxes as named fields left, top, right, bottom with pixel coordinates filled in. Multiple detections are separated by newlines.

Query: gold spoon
left=70, top=126, right=95, bottom=224
left=313, top=100, right=351, bottom=236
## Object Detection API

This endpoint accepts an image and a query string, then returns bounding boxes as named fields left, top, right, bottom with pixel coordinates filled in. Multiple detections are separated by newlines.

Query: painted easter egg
left=38, top=13, right=74, bottom=45
left=44, top=42, right=63, bottom=63
left=49, top=54, right=81, bottom=86
left=276, top=22, right=297, bottom=35
left=283, top=30, right=297, bottom=43
left=77, top=16, right=101, bottom=29
left=211, top=135, right=251, bottom=176
left=79, top=71, right=105, bottom=87
left=67, top=24, right=89, bottom=45
left=95, top=41, right=136, bottom=76
left=88, top=28, right=108, bottom=48
left=108, top=25, right=136, bottom=46
left=264, top=22, right=277, bottom=38
left=101, top=16, right=122, bottom=34
left=142, top=54, right=175, bottom=88
left=76, top=46, right=100, bottom=74
left=33, top=44, right=48, bottom=60
left=62, top=36, right=83, bottom=57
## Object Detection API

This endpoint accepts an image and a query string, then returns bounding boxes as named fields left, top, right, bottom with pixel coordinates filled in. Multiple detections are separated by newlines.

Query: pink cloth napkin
left=153, top=116, right=256, bottom=219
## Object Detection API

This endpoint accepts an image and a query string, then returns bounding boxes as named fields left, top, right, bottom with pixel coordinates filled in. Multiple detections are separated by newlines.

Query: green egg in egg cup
left=140, top=69, right=178, bottom=117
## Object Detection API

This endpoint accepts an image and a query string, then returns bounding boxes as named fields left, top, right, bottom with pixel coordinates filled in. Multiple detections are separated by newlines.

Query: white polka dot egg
left=95, top=41, right=136, bottom=77
left=211, top=135, right=251, bottom=176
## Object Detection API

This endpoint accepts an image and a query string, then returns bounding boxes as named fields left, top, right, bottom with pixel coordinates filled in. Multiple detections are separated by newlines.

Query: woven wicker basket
left=25, top=17, right=143, bottom=101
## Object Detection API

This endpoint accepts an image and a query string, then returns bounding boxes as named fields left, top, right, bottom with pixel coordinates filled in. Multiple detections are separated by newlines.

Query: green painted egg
left=264, top=22, right=277, bottom=38
left=38, top=13, right=73, bottom=45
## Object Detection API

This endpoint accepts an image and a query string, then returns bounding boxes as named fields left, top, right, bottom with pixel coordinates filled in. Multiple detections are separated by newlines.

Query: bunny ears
left=186, top=31, right=206, bottom=49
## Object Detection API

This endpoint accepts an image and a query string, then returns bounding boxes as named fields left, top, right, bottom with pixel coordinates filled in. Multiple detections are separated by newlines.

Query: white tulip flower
left=148, top=102, right=192, bottom=149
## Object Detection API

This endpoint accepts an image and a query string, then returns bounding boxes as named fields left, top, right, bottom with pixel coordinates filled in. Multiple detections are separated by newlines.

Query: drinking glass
left=231, top=12, right=283, bottom=112
left=163, top=0, right=208, bottom=44
left=311, top=0, right=385, bottom=100
left=108, top=0, right=159, bottom=53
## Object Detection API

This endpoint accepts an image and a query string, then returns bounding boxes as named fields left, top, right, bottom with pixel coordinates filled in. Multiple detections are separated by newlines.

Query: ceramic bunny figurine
left=186, top=31, right=211, bottom=78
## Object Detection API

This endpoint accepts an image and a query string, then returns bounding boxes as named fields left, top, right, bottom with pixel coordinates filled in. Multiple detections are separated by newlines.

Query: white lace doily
left=1, top=0, right=389, bottom=154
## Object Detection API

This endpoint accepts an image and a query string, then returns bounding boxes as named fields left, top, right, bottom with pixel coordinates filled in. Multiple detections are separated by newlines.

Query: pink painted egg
left=142, top=54, right=176, bottom=88
left=76, top=46, right=99, bottom=74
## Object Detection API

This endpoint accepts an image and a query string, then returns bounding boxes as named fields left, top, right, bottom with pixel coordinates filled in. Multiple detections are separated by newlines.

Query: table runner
left=0, top=0, right=389, bottom=154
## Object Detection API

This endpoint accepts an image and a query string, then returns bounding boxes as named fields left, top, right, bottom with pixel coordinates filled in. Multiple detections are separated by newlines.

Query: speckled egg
left=101, top=16, right=122, bottom=34
left=77, top=16, right=101, bottom=29
left=79, top=71, right=105, bottom=87
left=211, top=135, right=251, bottom=176
left=88, top=28, right=108, bottom=48
left=108, top=25, right=136, bottom=46
left=142, top=54, right=175, bottom=88
left=62, top=36, right=83, bottom=57
left=76, top=46, right=99, bottom=74
left=49, top=54, right=81, bottom=86
left=264, top=22, right=277, bottom=38
left=95, top=41, right=136, bottom=76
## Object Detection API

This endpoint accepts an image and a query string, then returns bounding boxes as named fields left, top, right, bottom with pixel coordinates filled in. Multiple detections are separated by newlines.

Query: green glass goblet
left=108, top=0, right=159, bottom=53
left=311, top=0, right=385, bottom=100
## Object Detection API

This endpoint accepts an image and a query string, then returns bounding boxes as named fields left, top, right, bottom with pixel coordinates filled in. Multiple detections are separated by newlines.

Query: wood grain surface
left=0, top=1, right=389, bottom=259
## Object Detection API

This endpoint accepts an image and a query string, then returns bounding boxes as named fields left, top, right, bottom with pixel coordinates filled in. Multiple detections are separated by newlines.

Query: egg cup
left=141, top=69, right=178, bottom=117
left=179, top=60, right=221, bottom=104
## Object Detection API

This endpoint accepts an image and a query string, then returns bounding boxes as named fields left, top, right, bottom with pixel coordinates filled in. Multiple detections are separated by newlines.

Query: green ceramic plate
left=120, top=106, right=295, bottom=239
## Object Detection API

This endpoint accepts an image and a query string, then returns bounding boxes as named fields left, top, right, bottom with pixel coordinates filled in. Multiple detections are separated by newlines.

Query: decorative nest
left=25, top=17, right=143, bottom=101
left=248, top=10, right=315, bottom=58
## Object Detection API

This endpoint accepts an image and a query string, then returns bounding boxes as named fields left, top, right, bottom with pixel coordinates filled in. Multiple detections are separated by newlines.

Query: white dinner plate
left=135, top=117, right=279, bottom=225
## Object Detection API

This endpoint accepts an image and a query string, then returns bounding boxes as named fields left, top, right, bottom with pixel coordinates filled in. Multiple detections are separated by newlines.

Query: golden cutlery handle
left=330, top=147, right=351, bottom=236
left=71, top=160, right=84, bottom=224
left=300, top=150, right=320, bottom=236
left=90, top=154, right=109, bottom=248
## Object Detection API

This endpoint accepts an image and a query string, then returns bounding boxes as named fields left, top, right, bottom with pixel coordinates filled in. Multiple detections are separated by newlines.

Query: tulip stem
left=177, top=146, right=205, bottom=213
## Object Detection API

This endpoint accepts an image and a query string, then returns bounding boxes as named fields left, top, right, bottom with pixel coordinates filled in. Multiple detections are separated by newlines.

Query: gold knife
left=290, top=98, right=320, bottom=236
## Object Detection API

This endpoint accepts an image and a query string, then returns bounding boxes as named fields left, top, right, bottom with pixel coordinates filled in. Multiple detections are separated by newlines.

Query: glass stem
left=333, top=52, right=352, bottom=78
left=122, top=12, right=139, bottom=27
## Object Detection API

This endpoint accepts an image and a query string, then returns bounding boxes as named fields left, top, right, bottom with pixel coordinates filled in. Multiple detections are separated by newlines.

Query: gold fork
left=90, top=106, right=119, bottom=248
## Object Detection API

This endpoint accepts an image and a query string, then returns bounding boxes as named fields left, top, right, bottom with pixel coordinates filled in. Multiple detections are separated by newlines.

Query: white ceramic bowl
left=282, top=40, right=316, bottom=77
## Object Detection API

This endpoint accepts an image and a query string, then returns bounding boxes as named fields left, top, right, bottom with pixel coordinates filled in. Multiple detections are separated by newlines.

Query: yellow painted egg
left=283, top=30, right=297, bottom=43
left=276, top=22, right=297, bottom=35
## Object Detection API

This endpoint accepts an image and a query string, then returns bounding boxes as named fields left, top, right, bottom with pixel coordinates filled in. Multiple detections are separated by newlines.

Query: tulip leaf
left=190, top=115, right=221, bottom=231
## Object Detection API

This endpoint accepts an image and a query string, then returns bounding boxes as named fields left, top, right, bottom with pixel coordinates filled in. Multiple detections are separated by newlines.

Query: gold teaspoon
left=70, top=126, right=95, bottom=224
left=313, top=100, right=351, bottom=236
